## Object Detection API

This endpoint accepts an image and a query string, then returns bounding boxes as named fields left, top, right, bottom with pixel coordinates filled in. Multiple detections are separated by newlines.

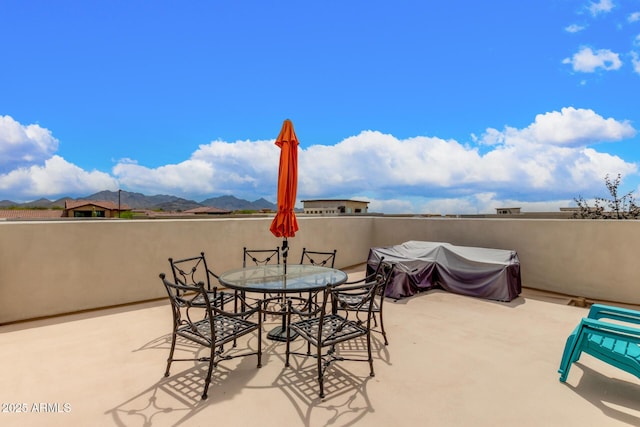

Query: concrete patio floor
left=1, top=266, right=639, bottom=427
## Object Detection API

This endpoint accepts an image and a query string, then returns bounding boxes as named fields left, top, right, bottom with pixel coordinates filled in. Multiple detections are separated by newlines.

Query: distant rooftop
left=65, top=200, right=131, bottom=211
left=301, top=198, right=370, bottom=204
left=183, top=206, right=232, bottom=215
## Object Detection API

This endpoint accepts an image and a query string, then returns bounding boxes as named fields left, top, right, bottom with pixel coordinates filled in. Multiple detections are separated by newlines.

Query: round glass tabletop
left=219, top=264, right=347, bottom=293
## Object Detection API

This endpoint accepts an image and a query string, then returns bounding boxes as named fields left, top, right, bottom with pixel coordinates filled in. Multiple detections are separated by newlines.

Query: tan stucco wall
left=0, top=216, right=637, bottom=323
left=0, top=217, right=375, bottom=323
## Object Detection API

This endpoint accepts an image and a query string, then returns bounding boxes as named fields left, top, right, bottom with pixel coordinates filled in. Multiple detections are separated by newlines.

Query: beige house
left=301, top=199, right=369, bottom=215
left=64, top=200, right=131, bottom=218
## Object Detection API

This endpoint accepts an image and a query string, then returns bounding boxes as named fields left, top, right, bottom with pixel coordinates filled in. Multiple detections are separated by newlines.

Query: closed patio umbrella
left=269, top=119, right=299, bottom=273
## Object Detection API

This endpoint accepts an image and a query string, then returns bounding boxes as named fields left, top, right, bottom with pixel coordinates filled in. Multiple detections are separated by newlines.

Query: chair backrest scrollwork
left=243, top=247, right=280, bottom=267
left=300, top=248, right=337, bottom=268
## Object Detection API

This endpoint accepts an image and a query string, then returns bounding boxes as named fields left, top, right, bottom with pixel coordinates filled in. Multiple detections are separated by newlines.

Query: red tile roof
left=183, top=206, right=231, bottom=214
left=65, top=200, right=131, bottom=210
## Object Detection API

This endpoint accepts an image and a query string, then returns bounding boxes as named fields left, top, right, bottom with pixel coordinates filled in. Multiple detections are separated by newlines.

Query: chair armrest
left=212, top=290, right=262, bottom=318
left=343, top=274, right=376, bottom=286
left=587, top=304, right=640, bottom=326
left=332, top=281, right=376, bottom=293
left=287, top=287, right=329, bottom=318
left=287, top=299, right=323, bottom=318
left=342, top=256, right=386, bottom=286
left=207, top=268, right=221, bottom=281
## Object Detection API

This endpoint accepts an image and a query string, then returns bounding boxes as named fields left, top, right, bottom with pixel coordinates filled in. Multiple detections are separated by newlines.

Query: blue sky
left=1, top=0, right=639, bottom=214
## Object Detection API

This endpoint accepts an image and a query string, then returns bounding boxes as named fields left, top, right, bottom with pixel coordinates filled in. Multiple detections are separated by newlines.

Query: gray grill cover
left=367, top=241, right=521, bottom=302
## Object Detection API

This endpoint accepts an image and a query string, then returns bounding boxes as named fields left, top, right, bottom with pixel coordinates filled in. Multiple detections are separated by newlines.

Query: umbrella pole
left=282, top=238, right=288, bottom=275
left=265, top=236, right=298, bottom=342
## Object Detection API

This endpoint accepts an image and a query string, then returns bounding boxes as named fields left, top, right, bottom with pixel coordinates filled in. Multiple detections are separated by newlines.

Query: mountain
left=84, top=190, right=203, bottom=211
left=4, top=197, right=72, bottom=209
left=2, top=191, right=277, bottom=212
left=200, top=195, right=276, bottom=211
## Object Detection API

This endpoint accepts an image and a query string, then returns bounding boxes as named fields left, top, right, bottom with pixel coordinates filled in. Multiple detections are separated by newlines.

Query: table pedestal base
left=267, top=326, right=298, bottom=342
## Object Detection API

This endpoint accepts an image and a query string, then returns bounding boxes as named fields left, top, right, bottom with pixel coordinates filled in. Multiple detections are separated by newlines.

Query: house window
left=73, top=210, right=105, bottom=218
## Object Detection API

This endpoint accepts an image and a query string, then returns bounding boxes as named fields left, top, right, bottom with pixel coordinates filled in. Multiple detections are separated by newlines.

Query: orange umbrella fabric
left=269, top=119, right=299, bottom=238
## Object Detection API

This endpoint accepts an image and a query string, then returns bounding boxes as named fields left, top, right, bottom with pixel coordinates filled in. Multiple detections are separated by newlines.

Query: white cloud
left=628, top=12, right=640, bottom=23
left=632, top=52, right=640, bottom=74
left=0, top=155, right=118, bottom=200
left=293, top=108, right=637, bottom=207
left=417, top=193, right=577, bottom=216
left=588, top=0, right=614, bottom=16
left=480, top=107, right=636, bottom=148
left=113, top=139, right=280, bottom=197
left=563, top=47, right=622, bottom=72
left=0, top=115, right=59, bottom=174
left=0, top=111, right=637, bottom=214
left=462, top=108, right=636, bottom=198
left=119, top=125, right=629, bottom=211
left=565, top=24, right=586, bottom=33
left=420, top=196, right=487, bottom=216
left=299, top=132, right=483, bottom=197
left=367, top=198, right=416, bottom=214
left=113, top=159, right=216, bottom=196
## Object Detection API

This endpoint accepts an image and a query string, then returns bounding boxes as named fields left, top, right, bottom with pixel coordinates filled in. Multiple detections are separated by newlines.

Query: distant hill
left=85, top=190, right=203, bottom=211
left=201, top=195, right=276, bottom=211
left=4, top=197, right=72, bottom=209
left=4, top=190, right=277, bottom=212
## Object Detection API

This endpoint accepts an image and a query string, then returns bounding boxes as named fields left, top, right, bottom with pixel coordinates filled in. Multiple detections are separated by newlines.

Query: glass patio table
left=219, top=264, right=348, bottom=341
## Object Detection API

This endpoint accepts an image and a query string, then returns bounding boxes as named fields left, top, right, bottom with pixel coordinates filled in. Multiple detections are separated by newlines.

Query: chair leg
left=257, top=310, right=263, bottom=368
left=285, top=310, right=291, bottom=367
left=263, top=292, right=271, bottom=320
left=202, top=351, right=216, bottom=400
left=559, top=341, right=582, bottom=382
left=367, top=331, right=375, bottom=377
left=378, top=311, right=389, bottom=345
left=317, top=345, right=325, bottom=398
left=165, top=330, right=178, bottom=377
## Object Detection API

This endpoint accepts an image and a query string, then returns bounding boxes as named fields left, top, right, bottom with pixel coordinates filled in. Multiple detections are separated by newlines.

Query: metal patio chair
left=159, top=273, right=262, bottom=400
left=299, top=248, right=338, bottom=309
left=334, top=260, right=395, bottom=345
left=243, top=247, right=281, bottom=319
left=168, top=252, right=235, bottom=309
left=284, top=275, right=383, bottom=398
